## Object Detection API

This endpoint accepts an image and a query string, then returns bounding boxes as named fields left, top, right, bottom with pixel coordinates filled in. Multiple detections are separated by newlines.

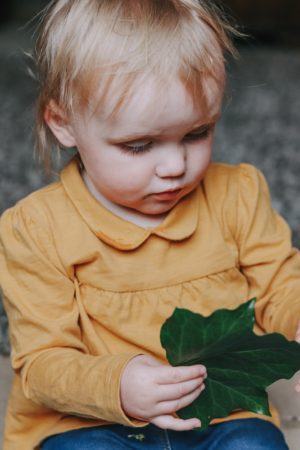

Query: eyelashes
left=120, top=141, right=153, bottom=154
left=119, top=125, right=214, bottom=155
left=184, top=125, right=212, bottom=142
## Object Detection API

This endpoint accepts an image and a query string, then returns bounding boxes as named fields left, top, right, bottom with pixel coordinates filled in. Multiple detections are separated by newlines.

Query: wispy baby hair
left=34, top=0, right=239, bottom=171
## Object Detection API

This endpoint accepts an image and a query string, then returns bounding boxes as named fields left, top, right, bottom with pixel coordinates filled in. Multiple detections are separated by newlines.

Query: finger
left=156, top=384, right=205, bottom=416
left=151, top=414, right=201, bottom=431
left=296, top=324, right=300, bottom=343
left=156, top=364, right=207, bottom=385
left=156, top=377, right=205, bottom=402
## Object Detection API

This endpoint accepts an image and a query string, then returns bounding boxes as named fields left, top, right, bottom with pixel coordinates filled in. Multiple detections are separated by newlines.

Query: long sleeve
left=0, top=202, right=141, bottom=425
left=234, top=164, right=300, bottom=339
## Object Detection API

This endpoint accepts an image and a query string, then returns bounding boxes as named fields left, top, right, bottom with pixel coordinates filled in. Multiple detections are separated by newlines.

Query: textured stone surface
left=215, top=45, right=300, bottom=241
left=1, top=25, right=300, bottom=353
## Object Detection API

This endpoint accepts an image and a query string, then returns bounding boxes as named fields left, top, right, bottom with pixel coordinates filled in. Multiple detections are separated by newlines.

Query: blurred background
left=1, top=2, right=300, bottom=448
left=0, top=1, right=300, bottom=348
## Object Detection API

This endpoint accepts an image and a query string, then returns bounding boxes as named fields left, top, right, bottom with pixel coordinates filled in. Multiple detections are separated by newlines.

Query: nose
left=155, top=143, right=186, bottom=179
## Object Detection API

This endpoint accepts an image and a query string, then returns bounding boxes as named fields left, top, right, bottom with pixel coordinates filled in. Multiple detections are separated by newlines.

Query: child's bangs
left=73, top=6, right=229, bottom=120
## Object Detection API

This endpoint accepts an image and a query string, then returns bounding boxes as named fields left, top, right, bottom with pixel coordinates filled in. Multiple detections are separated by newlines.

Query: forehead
left=97, top=74, right=224, bottom=135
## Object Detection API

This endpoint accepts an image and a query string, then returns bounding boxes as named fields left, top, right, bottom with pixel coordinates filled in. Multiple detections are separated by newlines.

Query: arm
left=296, top=322, right=300, bottom=393
left=0, top=202, right=141, bottom=424
left=231, top=165, right=300, bottom=393
left=234, top=164, right=300, bottom=340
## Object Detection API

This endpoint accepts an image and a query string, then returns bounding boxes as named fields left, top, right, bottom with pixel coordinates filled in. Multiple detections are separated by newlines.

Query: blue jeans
left=41, top=418, right=289, bottom=449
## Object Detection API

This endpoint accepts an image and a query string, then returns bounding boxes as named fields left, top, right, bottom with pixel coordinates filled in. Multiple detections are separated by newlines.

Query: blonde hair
left=34, top=0, right=239, bottom=171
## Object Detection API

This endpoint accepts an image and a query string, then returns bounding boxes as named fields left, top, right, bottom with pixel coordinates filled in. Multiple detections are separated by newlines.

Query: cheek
left=189, top=144, right=212, bottom=173
left=96, top=159, right=153, bottom=194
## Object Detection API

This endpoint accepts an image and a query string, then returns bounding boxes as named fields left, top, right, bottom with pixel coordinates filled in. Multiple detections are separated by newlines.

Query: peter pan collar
left=61, top=158, right=200, bottom=250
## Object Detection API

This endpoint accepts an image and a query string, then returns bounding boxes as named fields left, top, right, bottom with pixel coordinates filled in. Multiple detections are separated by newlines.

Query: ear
left=44, top=100, right=77, bottom=148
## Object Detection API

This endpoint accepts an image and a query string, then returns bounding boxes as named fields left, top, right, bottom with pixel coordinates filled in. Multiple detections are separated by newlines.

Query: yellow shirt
left=1, top=159, right=300, bottom=450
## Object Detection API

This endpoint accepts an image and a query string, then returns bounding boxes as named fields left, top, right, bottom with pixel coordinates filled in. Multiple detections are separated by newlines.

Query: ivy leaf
left=160, top=299, right=300, bottom=430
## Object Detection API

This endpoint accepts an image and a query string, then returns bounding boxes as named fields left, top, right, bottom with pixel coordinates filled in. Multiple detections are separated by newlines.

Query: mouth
left=151, top=188, right=182, bottom=201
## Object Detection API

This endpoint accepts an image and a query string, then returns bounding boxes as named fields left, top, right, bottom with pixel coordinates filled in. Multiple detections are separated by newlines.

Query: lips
left=151, top=188, right=182, bottom=201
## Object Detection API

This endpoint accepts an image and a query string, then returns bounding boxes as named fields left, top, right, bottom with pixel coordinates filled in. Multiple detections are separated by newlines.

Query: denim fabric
left=41, top=418, right=289, bottom=450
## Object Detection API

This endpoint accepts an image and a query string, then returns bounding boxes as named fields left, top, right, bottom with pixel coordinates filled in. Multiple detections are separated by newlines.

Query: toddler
left=0, top=1, right=300, bottom=449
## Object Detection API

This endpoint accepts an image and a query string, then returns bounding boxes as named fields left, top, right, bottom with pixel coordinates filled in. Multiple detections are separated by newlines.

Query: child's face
left=48, top=75, right=223, bottom=217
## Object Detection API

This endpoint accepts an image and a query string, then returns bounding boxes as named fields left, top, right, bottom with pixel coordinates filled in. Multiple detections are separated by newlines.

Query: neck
left=82, top=170, right=167, bottom=229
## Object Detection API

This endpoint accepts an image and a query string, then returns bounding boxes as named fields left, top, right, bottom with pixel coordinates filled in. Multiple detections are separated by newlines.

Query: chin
left=143, top=201, right=180, bottom=216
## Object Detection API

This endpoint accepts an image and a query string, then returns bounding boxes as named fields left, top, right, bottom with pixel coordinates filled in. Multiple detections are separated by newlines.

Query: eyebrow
left=108, top=113, right=221, bottom=143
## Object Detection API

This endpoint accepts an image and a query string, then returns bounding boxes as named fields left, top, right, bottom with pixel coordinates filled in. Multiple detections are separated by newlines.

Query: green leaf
left=160, top=299, right=300, bottom=430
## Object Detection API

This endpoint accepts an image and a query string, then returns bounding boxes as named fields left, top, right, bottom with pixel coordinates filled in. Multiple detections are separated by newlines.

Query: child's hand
left=296, top=321, right=300, bottom=393
left=120, top=355, right=206, bottom=430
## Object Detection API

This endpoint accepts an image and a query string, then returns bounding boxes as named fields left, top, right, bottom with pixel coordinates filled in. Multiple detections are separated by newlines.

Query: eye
left=183, top=125, right=213, bottom=142
left=120, top=140, right=153, bottom=155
